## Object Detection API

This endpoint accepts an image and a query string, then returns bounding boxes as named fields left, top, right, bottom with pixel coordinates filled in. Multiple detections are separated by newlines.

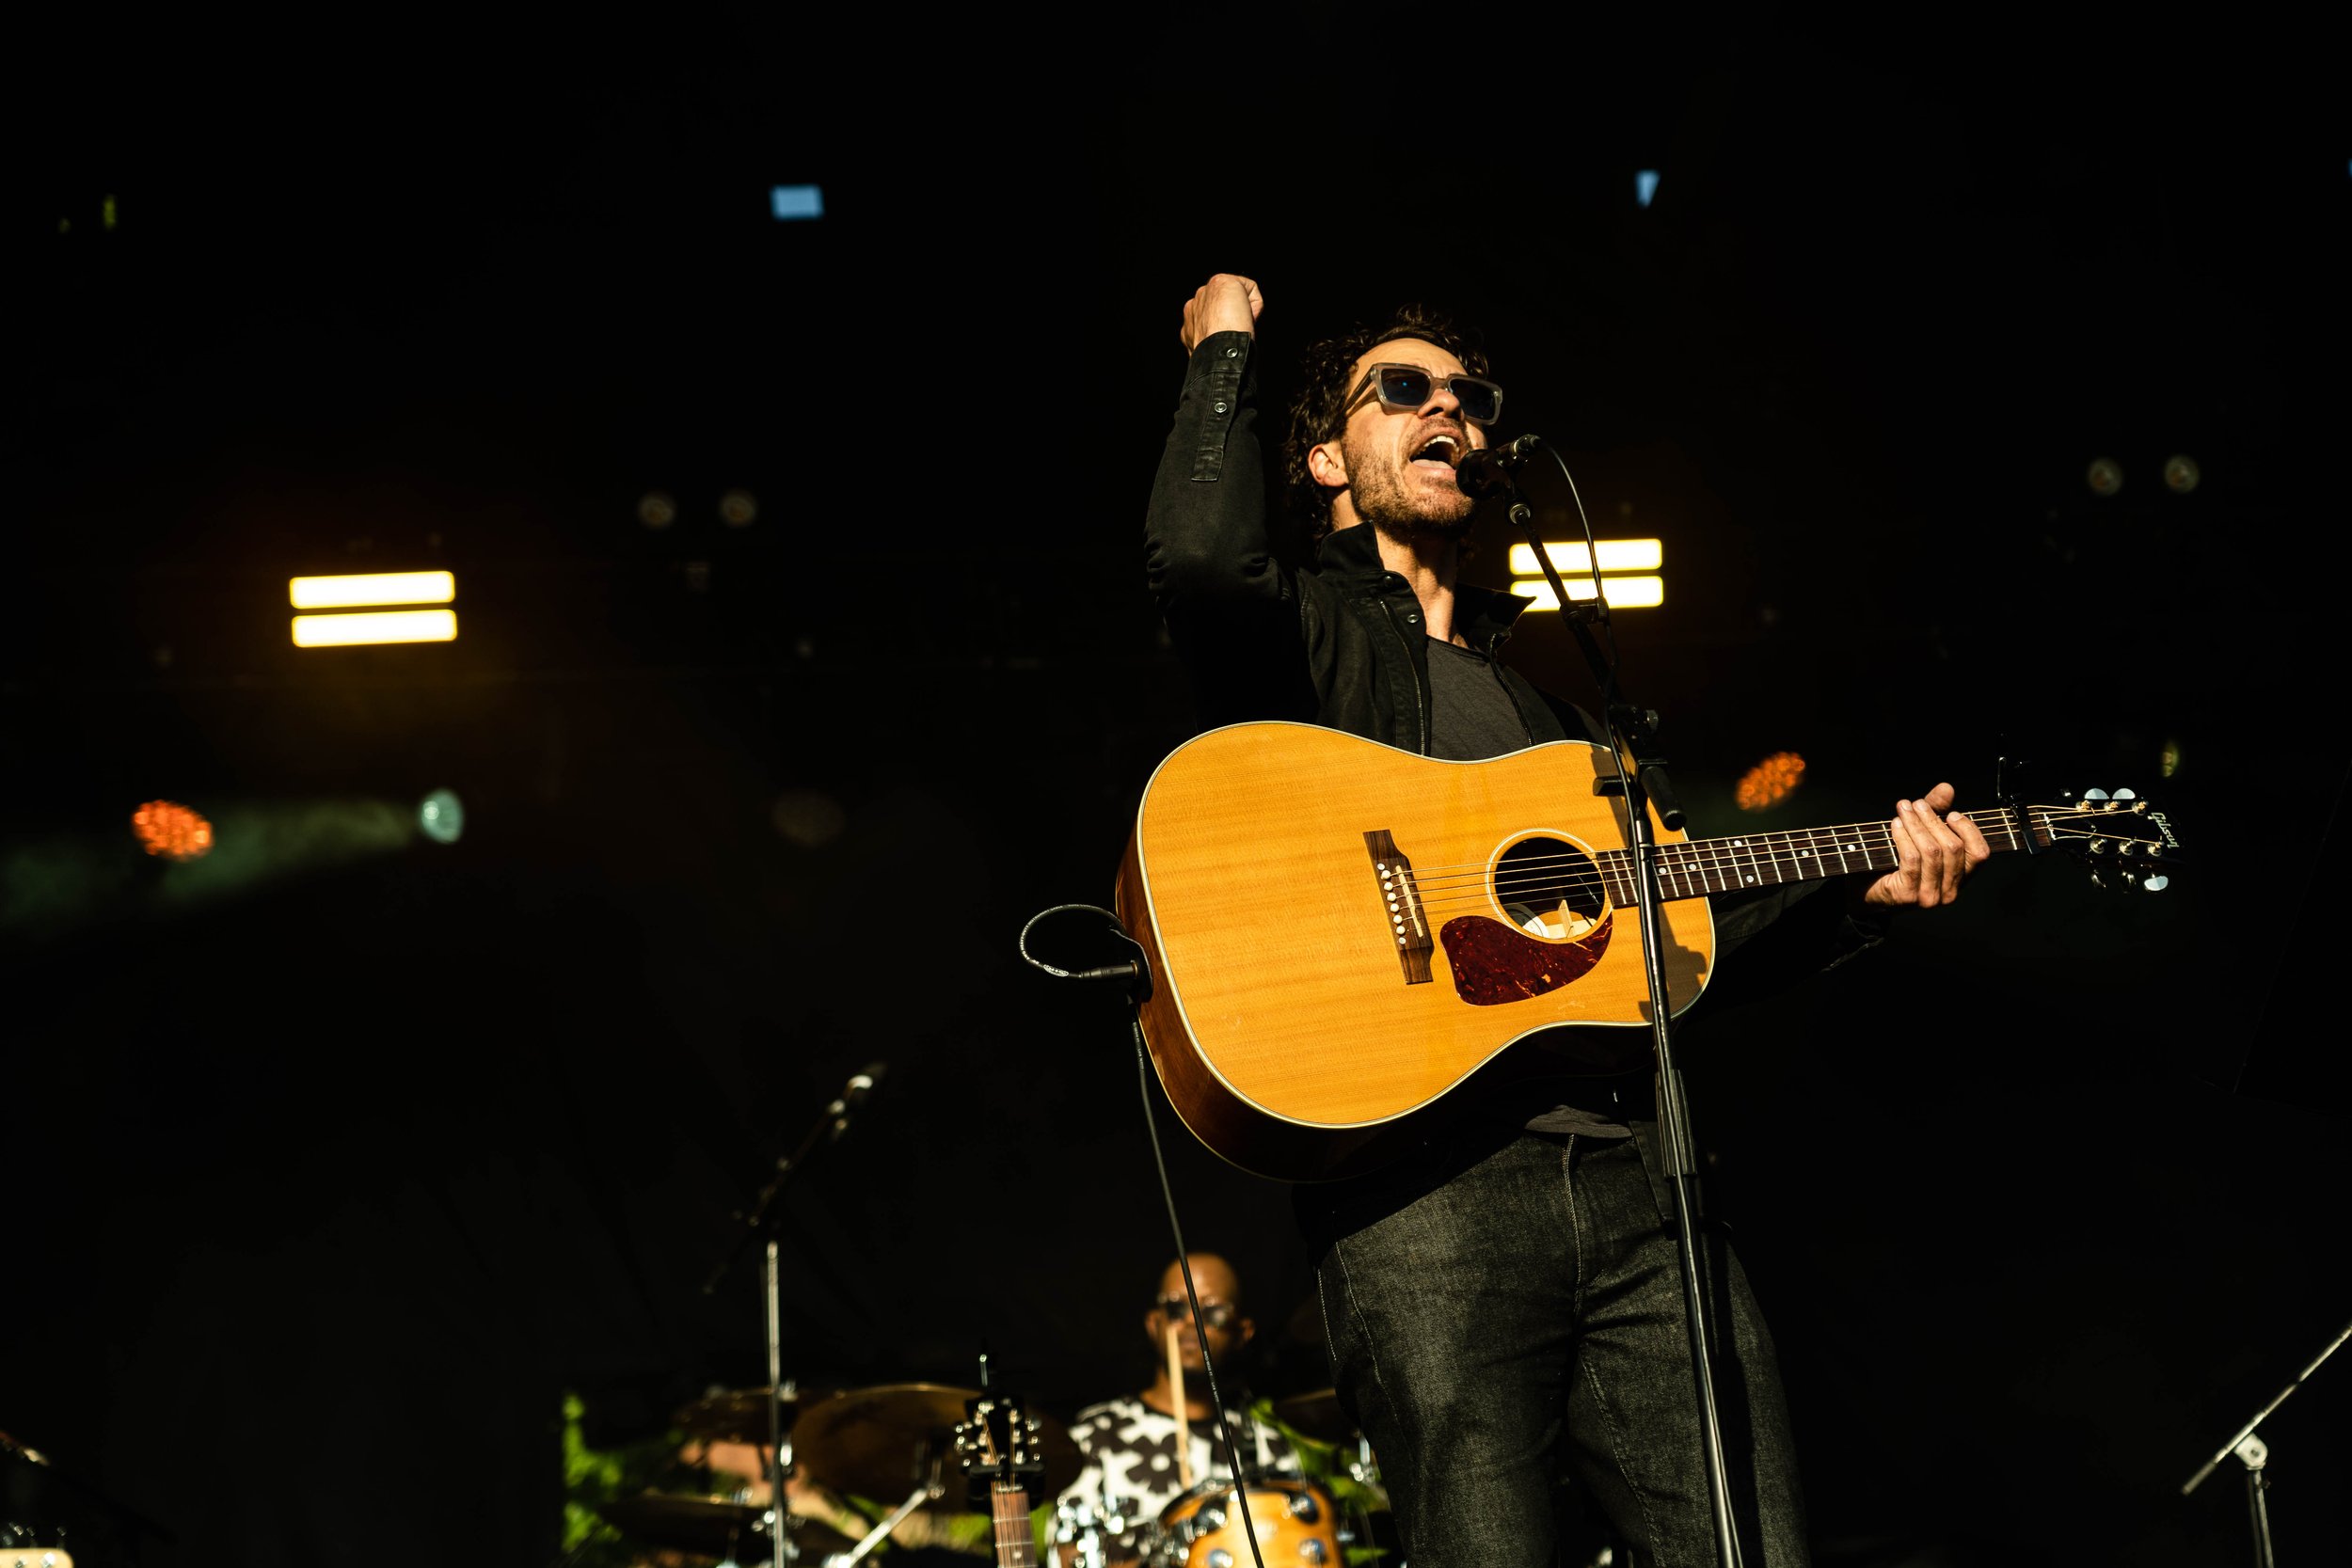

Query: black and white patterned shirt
left=1052, top=1395, right=1297, bottom=1557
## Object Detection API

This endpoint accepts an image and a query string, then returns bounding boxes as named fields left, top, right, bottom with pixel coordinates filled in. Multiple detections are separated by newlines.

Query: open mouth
left=1410, top=434, right=1460, bottom=469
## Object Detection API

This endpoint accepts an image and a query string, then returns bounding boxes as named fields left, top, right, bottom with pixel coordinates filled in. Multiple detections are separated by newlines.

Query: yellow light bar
left=1507, top=539, right=1662, bottom=577
left=1512, top=576, right=1665, bottom=610
left=289, top=571, right=455, bottom=610
left=292, top=610, right=458, bottom=647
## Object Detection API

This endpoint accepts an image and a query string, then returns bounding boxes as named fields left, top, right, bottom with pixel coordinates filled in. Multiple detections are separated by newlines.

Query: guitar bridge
left=1366, top=830, right=1434, bottom=985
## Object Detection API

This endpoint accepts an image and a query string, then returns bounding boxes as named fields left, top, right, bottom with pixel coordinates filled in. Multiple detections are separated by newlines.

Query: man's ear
left=1236, top=1316, right=1257, bottom=1348
left=1306, top=439, right=1348, bottom=490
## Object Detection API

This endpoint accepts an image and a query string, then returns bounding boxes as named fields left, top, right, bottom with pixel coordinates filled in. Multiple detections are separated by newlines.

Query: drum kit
left=592, top=1381, right=1390, bottom=1568
left=594, top=1079, right=1391, bottom=1568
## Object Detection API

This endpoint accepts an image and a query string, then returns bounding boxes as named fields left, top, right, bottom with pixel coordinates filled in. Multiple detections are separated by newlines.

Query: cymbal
left=792, top=1383, right=1081, bottom=1507
left=1271, top=1388, right=1358, bottom=1445
left=674, top=1386, right=833, bottom=1444
left=596, top=1494, right=859, bottom=1559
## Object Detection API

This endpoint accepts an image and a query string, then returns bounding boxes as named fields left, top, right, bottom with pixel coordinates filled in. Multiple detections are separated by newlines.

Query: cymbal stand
left=2181, top=1313, right=2351, bottom=1566
left=828, top=1449, right=947, bottom=1568
left=1474, top=446, right=1741, bottom=1568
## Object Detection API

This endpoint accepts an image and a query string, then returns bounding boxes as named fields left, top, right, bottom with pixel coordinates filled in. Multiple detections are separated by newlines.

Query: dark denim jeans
left=1297, top=1127, right=1807, bottom=1568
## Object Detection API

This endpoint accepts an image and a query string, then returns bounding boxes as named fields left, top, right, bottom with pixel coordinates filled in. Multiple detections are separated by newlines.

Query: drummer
left=1054, top=1254, right=1298, bottom=1564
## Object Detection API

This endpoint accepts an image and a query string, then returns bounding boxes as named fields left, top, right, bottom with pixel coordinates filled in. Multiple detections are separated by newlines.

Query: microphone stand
left=2180, top=1313, right=2351, bottom=1567
left=1484, top=447, right=1742, bottom=1568
left=701, top=1072, right=880, bottom=1566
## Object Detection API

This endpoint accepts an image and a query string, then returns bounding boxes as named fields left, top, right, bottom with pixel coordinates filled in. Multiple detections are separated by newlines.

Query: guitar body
left=1119, top=722, right=1716, bottom=1182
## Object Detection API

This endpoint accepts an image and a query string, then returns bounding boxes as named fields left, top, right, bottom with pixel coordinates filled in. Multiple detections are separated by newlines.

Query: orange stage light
left=1735, top=752, right=1806, bottom=812
left=133, top=800, right=215, bottom=861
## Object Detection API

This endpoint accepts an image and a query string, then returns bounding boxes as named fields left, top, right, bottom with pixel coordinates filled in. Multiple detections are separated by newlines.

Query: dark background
left=8, top=13, right=2347, bottom=1568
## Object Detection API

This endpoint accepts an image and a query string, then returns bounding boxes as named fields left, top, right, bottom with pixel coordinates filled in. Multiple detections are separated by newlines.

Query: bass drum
left=1150, top=1478, right=1342, bottom=1568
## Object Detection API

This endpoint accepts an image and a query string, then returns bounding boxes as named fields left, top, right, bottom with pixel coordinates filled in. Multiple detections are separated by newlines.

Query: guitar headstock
left=2031, top=787, right=2184, bottom=892
left=954, top=1395, right=1047, bottom=1502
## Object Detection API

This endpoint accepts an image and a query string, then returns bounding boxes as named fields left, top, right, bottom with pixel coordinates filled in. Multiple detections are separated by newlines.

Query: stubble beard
left=1345, top=431, right=1476, bottom=548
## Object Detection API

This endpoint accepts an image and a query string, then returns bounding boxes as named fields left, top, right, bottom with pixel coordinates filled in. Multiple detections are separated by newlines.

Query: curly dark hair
left=1281, top=304, right=1492, bottom=545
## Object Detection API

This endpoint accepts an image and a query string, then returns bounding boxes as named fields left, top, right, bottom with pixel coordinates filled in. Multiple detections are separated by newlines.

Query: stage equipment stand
left=702, top=1067, right=886, bottom=1566
left=1468, top=443, right=1742, bottom=1568
left=2180, top=1313, right=2351, bottom=1567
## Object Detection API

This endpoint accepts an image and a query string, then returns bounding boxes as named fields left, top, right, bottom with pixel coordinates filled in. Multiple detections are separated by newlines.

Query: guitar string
left=1388, top=821, right=2154, bottom=914
left=1409, top=817, right=2123, bottom=893
left=1396, top=814, right=2146, bottom=891
left=1384, top=806, right=2139, bottom=885
left=1392, top=817, right=2117, bottom=888
left=1408, top=853, right=2163, bottom=920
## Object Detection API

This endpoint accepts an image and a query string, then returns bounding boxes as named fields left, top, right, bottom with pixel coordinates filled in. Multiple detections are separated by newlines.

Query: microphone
left=1454, top=433, right=1543, bottom=498
left=828, top=1062, right=888, bottom=1141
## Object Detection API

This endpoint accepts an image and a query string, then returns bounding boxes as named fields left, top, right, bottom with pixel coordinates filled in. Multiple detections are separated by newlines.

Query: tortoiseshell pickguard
left=1438, top=913, right=1613, bottom=1006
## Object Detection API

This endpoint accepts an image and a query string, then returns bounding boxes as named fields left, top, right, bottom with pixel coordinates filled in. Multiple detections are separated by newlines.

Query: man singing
left=1140, top=273, right=1990, bottom=1567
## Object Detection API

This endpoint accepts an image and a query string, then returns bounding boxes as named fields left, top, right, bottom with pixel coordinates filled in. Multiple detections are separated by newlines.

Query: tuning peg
left=2089, top=838, right=2109, bottom=854
left=2087, top=869, right=2108, bottom=889
left=2142, top=873, right=2169, bottom=893
left=2116, top=841, right=2137, bottom=857
left=2082, top=789, right=2109, bottom=802
left=2113, top=788, right=2136, bottom=800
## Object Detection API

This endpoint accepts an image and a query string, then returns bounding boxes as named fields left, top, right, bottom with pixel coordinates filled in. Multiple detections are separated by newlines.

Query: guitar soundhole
left=1493, top=835, right=1607, bottom=942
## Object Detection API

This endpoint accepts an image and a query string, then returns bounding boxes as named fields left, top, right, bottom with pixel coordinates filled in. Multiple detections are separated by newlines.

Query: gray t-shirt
left=1426, top=637, right=1633, bottom=1139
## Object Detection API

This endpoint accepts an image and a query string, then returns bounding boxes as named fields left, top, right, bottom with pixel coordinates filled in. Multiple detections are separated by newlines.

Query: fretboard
left=990, top=1483, right=1037, bottom=1568
left=1596, top=804, right=2039, bottom=904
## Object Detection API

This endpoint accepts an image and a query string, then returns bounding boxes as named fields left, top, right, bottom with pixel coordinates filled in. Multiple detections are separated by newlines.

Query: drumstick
left=1165, top=1320, right=1193, bottom=1489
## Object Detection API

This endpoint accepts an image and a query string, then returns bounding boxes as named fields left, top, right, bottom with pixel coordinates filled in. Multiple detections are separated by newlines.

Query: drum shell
left=1152, top=1479, right=1339, bottom=1568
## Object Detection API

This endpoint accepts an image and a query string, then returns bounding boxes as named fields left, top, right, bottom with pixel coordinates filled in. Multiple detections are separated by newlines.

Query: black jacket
left=1140, top=328, right=1883, bottom=1203
left=1145, top=332, right=1594, bottom=752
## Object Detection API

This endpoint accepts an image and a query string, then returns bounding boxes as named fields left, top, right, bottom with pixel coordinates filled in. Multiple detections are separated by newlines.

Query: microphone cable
left=1018, top=901, right=1270, bottom=1568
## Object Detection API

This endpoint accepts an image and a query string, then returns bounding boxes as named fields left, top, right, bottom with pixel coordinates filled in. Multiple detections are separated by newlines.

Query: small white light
left=419, top=789, right=465, bottom=845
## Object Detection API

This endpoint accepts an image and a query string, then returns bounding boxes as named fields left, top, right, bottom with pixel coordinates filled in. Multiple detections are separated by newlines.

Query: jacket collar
left=1313, top=521, right=1535, bottom=649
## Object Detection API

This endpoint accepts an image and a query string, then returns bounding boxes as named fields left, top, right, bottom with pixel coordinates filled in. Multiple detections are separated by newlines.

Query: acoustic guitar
left=1115, top=721, right=2181, bottom=1181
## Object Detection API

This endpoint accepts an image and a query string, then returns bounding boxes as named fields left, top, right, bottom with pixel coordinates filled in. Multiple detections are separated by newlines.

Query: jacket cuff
left=1183, top=332, right=1253, bottom=483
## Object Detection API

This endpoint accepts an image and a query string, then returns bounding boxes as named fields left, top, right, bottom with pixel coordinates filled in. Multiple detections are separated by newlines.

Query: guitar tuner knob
left=2083, top=789, right=2109, bottom=802
left=2089, top=838, right=2109, bottom=854
left=2113, top=788, right=2136, bottom=800
left=2142, top=873, right=2170, bottom=893
left=2116, top=841, right=2137, bottom=856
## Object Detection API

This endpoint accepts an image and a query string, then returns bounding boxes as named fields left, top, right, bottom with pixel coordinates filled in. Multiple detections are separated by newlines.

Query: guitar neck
left=1603, top=804, right=2036, bottom=904
left=989, top=1482, right=1037, bottom=1568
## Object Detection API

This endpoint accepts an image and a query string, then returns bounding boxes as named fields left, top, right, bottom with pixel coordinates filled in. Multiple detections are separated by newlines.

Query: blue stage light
left=771, top=184, right=825, bottom=221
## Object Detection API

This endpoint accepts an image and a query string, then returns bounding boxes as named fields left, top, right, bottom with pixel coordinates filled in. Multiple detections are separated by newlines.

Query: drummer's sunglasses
left=1154, top=1294, right=1237, bottom=1329
left=1340, top=362, right=1505, bottom=427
